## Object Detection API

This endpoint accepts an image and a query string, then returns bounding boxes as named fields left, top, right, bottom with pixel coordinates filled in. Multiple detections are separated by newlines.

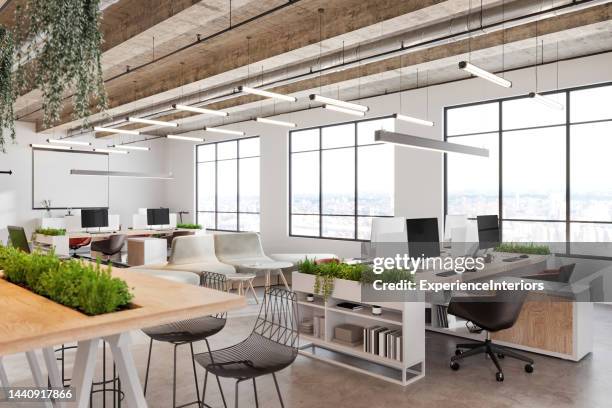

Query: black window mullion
left=566, top=90, right=571, bottom=252
left=319, top=127, right=323, bottom=237
left=354, top=122, right=358, bottom=240
left=237, top=141, right=240, bottom=232
left=498, top=101, right=504, bottom=238
left=214, top=144, right=218, bottom=230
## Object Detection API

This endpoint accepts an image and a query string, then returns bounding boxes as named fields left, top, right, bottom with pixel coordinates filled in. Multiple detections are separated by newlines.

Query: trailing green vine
left=0, top=25, right=16, bottom=152
left=14, top=0, right=107, bottom=128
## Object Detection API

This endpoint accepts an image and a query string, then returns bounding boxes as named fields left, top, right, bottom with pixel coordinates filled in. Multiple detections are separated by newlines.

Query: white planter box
left=292, top=271, right=361, bottom=302
left=34, top=234, right=69, bottom=257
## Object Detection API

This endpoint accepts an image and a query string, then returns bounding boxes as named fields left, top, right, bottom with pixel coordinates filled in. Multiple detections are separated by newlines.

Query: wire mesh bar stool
left=194, top=287, right=299, bottom=408
left=142, top=272, right=229, bottom=408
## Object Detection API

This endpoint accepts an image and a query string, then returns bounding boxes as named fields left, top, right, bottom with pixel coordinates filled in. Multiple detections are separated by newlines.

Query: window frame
left=289, top=115, right=395, bottom=241
left=195, top=136, right=260, bottom=232
left=444, top=81, right=612, bottom=259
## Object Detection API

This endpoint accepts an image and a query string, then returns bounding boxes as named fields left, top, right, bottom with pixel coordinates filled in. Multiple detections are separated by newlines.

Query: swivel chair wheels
left=450, top=361, right=460, bottom=371
left=496, top=372, right=504, bottom=382
left=454, top=349, right=462, bottom=356
left=525, top=364, right=534, bottom=373
left=497, top=353, right=505, bottom=359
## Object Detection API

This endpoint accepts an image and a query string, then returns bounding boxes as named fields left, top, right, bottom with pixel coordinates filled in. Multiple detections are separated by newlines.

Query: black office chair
left=523, top=263, right=576, bottom=283
left=142, top=272, right=229, bottom=408
left=448, top=291, right=534, bottom=382
left=194, top=288, right=299, bottom=408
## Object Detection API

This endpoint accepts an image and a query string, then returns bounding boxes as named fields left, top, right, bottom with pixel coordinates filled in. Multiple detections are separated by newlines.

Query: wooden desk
left=0, top=266, right=245, bottom=408
left=68, top=228, right=188, bottom=239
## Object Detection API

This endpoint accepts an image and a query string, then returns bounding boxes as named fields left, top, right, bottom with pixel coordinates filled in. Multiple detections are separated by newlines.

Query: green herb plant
left=35, top=228, right=66, bottom=236
left=176, top=223, right=203, bottom=230
left=0, top=245, right=133, bottom=315
left=495, top=242, right=551, bottom=255
left=0, top=25, right=15, bottom=152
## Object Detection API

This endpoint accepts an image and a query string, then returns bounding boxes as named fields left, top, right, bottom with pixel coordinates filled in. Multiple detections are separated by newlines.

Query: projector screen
left=32, top=149, right=109, bottom=209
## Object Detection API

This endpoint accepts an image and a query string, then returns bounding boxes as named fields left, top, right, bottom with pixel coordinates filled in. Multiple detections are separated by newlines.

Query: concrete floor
left=3, top=303, right=611, bottom=408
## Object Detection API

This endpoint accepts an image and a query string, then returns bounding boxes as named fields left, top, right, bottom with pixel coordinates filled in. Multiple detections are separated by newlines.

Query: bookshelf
left=293, top=272, right=425, bottom=386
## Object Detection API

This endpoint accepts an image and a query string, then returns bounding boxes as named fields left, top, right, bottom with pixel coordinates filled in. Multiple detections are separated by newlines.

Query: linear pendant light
left=375, top=130, right=489, bottom=157
left=167, top=134, right=205, bottom=142
left=30, top=143, right=72, bottom=150
left=255, top=117, right=297, bottom=128
left=94, top=126, right=140, bottom=135
left=528, top=92, right=564, bottom=110
left=47, top=138, right=91, bottom=146
left=393, top=113, right=434, bottom=127
left=173, top=104, right=228, bottom=117
left=111, top=144, right=151, bottom=151
left=323, top=104, right=365, bottom=117
left=458, top=61, right=512, bottom=88
left=203, top=127, right=245, bottom=136
left=94, top=148, right=129, bottom=154
left=238, top=86, right=297, bottom=102
left=310, top=94, right=369, bottom=112
left=127, top=117, right=178, bottom=127
left=70, top=170, right=174, bottom=179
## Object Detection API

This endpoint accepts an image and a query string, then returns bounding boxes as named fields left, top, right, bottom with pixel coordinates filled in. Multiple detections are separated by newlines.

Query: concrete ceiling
left=3, top=0, right=612, bottom=138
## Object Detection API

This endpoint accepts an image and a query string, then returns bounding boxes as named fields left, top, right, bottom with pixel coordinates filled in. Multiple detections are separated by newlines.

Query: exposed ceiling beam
left=28, top=0, right=452, bottom=131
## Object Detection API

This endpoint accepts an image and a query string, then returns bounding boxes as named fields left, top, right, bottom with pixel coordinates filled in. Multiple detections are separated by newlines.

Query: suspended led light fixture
left=375, top=130, right=489, bottom=157
left=310, top=94, right=369, bottom=112
left=127, top=117, right=178, bottom=127
left=528, top=92, right=564, bottom=110
left=30, top=143, right=72, bottom=150
left=167, top=134, right=205, bottom=142
left=203, top=127, right=245, bottom=136
left=47, top=138, right=91, bottom=146
left=323, top=104, right=365, bottom=117
left=94, top=126, right=140, bottom=135
left=70, top=170, right=174, bottom=179
left=255, top=117, right=297, bottom=128
left=458, top=61, right=512, bottom=88
left=393, top=113, right=434, bottom=127
left=111, top=144, right=151, bottom=151
left=238, top=86, right=297, bottom=103
left=172, top=104, right=228, bottom=117
left=94, top=148, right=129, bottom=154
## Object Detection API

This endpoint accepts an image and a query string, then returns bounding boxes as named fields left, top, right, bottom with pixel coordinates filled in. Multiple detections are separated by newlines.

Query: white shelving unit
left=293, top=272, right=425, bottom=386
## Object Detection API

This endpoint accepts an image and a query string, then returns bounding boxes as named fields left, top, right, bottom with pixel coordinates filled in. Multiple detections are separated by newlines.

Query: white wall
left=0, top=122, right=170, bottom=242
left=166, top=52, right=612, bottom=258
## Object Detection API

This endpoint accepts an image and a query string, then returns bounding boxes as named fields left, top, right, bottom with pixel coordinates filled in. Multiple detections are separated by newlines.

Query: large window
left=445, top=82, right=612, bottom=249
left=196, top=137, right=260, bottom=232
left=289, top=117, right=394, bottom=240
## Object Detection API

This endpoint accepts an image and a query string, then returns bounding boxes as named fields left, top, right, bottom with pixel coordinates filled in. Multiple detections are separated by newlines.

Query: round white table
left=225, top=273, right=259, bottom=304
left=240, top=261, right=293, bottom=290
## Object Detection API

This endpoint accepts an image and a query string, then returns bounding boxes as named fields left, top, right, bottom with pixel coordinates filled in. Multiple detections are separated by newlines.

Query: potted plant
left=34, top=228, right=69, bottom=256
left=176, top=223, right=203, bottom=230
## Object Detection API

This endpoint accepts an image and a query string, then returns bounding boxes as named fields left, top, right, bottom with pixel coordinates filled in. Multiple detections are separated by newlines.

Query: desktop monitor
left=369, top=217, right=408, bottom=259
left=443, top=214, right=467, bottom=242
left=406, top=217, right=441, bottom=258
left=477, top=215, right=500, bottom=249
left=147, top=208, right=170, bottom=226
left=7, top=226, right=30, bottom=253
left=81, top=208, right=109, bottom=229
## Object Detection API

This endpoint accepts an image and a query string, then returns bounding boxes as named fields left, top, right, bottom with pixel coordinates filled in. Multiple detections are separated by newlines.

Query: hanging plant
left=0, top=25, right=16, bottom=153
left=15, top=0, right=108, bottom=128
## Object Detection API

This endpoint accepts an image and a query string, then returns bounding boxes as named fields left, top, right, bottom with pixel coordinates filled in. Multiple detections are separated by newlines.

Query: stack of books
left=363, top=326, right=402, bottom=362
left=436, top=305, right=449, bottom=328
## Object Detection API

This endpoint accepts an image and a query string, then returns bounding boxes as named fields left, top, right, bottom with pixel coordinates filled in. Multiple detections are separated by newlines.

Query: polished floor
left=3, top=303, right=611, bottom=408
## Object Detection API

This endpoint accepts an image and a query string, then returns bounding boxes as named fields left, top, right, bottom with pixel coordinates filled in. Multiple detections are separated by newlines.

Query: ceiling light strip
left=94, top=148, right=130, bottom=154
left=323, top=104, right=365, bottom=117
left=111, top=144, right=151, bottom=151
left=173, top=104, right=228, bottom=117
left=127, top=117, right=178, bottom=127
left=94, top=126, right=140, bottom=135
left=167, top=134, right=205, bottom=142
left=458, top=61, right=512, bottom=88
left=30, top=143, right=72, bottom=151
left=47, top=138, right=92, bottom=146
left=393, top=113, right=434, bottom=127
left=528, top=92, right=564, bottom=110
left=255, top=117, right=297, bottom=128
left=203, top=127, right=245, bottom=136
left=70, top=170, right=173, bottom=179
left=310, top=94, right=369, bottom=112
left=239, top=86, right=297, bottom=102
left=375, top=130, right=489, bottom=157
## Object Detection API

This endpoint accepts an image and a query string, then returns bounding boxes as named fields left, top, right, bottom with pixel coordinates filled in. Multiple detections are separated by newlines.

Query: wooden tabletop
left=68, top=229, right=186, bottom=239
left=0, top=266, right=245, bottom=356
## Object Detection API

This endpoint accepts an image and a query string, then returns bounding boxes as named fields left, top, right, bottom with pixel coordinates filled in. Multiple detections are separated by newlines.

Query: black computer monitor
left=81, top=208, right=109, bottom=229
left=477, top=215, right=500, bottom=249
left=7, top=226, right=30, bottom=253
left=406, top=218, right=441, bottom=258
left=147, top=208, right=170, bottom=226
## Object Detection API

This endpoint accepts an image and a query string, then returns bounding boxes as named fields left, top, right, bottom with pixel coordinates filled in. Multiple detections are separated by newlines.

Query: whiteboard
left=32, top=149, right=109, bottom=209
